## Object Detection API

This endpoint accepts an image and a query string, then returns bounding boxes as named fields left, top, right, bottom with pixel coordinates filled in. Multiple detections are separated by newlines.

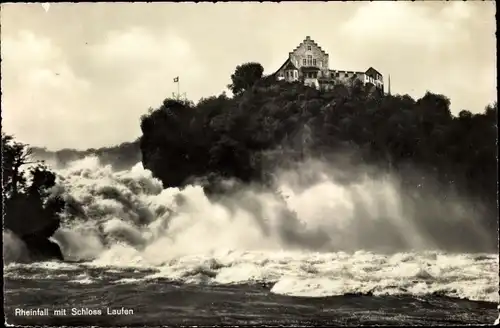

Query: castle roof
left=270, top=36, right=383, bottom=82
left=274, top=57, right=298, bottom=74
left=289, top=36, right=329, bottom=58
left=365, top=67, right=382, bottom=77
left=283, top=60, right=298, bottom=71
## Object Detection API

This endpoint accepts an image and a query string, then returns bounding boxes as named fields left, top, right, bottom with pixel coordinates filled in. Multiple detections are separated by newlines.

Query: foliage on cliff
left=228, top=62, right=264, bottom=96
left=2, top=133, right=65, bottom=260
left=140, top=64, right=496, bottom=209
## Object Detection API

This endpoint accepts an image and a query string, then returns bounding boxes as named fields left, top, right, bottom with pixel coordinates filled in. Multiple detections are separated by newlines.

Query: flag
left=173, top=77, right=179, bottom=83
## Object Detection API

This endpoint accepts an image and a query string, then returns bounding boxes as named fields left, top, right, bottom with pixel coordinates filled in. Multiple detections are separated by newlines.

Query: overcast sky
left=1, top=2, right=496, bottom=150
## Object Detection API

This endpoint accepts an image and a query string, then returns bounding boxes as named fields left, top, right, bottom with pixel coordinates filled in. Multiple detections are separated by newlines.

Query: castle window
left=307, top=45, right=311, bottom=51
left=303, top=59, right=307, bottom=66
left=313, top=59, right=317, bottom=66
left=307, top=55, right=312, bottom=66
left=307, top=72, right=317, bottom=79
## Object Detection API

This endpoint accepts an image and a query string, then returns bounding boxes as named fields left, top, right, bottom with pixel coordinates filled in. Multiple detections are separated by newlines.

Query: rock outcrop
left=22, top=236, right=64, bottom=262
left=4, top=195, right=64, bottom=262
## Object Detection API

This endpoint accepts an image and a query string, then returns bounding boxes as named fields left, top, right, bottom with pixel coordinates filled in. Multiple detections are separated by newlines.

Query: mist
left=3, top=154, right=497, bottom=302
left=26, top=154, right=491, bottom=266
left=29, top=141, right=141, bottom=171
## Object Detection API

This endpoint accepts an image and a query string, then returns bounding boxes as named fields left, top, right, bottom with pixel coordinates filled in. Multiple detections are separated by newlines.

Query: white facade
left=274, top=36, right=384, bottom=92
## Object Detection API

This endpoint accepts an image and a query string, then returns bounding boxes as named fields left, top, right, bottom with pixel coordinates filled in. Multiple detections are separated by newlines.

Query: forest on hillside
left=139, top=63, right=498, bottom=246
left=140, top=63, right=496, bottom=193
left=3, top=62, right=497, bottom=255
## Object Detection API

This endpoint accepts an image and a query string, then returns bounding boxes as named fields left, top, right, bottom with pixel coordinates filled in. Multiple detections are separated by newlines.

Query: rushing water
left=3, top=157, right=499, bottom=325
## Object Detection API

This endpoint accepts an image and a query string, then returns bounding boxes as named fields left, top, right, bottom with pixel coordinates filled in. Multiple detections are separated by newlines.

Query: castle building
left=272, top=36, right=384, bottom=92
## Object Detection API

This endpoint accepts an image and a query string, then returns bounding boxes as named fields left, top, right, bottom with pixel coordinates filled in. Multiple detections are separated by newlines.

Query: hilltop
left=4, top=61, right=497, bottom=255
left=138, top=62, right=497, bottom=251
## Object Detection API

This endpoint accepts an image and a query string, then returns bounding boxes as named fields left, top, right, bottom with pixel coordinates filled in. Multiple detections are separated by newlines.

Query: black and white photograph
left=1, top=2, right=498, bottom=326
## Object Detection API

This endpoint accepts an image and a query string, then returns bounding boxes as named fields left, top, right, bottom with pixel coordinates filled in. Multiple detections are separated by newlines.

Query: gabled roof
left=289, top=36, right=329, bottom=58
left=283, top=60, right=298, bottom=71
left=365, top=67, right=382, bottom=77
left=272, top=57, right=298, bottom=76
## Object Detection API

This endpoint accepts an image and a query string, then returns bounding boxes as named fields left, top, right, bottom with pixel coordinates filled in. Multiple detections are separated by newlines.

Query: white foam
left=5, top=156, right=497, bottom=303
left=69, top=277, right=95, bottom=284
left=114, top=278, right=142, bottom=284
left=139, top=250, right=498, bottom=302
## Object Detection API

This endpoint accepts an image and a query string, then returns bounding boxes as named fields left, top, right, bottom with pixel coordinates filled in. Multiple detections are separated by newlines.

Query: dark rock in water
left=4, top=194, right=65, bottom=262
left=4, top=195, right=61, bottom=239
left=22, top=236, right=64, bottom=262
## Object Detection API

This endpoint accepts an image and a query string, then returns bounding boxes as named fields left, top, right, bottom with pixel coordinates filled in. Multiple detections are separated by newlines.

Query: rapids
left=3, top=156, right=499, bottom=303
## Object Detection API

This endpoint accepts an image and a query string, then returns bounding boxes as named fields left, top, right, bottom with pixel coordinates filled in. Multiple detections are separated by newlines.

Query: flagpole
left=173, top=77, right=180, bottom=100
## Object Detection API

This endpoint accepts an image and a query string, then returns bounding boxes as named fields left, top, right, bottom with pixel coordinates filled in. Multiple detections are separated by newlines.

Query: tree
left=138, top=62, right=497, bottom=252
left=227, top=62, right=264, bottom=96
left=2, top=133, right=65, bottom=261
left=2, top=133, right=37, bottom=196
